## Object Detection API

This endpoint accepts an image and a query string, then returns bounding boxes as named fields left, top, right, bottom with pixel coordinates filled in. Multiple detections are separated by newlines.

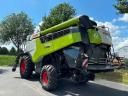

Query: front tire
left=40, top=65, right=58, bottom=91
left=19, top=55, right=34, bottom=79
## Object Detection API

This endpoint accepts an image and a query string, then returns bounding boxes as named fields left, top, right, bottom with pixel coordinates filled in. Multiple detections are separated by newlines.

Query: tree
left=0, top=12, right=34, bottom=54
left=16, top=48, right=24, bottom=55
left=40, top=3, right=76, bottom=30
left=114, top=0, right=128, bottom=14
left=0, top=47, right=9, bottom=55
left=10, top=47, right=16, bottom=55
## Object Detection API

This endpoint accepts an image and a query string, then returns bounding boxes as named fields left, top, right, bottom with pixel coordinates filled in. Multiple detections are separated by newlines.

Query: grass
left=96, top=69, right=128, bottom=85
left=0, top=55, right=16, bottom=66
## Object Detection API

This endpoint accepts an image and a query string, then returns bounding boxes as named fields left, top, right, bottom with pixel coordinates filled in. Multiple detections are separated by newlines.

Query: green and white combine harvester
left=12, top=15, right=118, bottom=91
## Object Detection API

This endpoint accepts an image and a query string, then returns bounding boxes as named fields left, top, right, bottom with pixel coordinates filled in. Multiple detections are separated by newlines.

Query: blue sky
left=0, top=0, right=128, bottom=50
left=0, top=0, right=119, bottom=24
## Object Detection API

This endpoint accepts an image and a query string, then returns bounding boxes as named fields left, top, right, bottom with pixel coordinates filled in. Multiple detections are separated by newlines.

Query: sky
left=0, top=0, right=128, bottom=51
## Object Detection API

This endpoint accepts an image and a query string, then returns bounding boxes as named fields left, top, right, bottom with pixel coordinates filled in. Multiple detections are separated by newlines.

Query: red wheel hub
left=42, top=71, right=48, bottom=85
left=20, top=59, right=26, bottom=75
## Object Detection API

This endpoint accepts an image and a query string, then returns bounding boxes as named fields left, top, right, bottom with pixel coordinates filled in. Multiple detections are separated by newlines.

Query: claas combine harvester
left=12, top=15, right=120, bottom=91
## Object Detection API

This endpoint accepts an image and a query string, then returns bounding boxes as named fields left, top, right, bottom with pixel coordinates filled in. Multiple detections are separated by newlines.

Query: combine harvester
left=12, top=15, right=121, bottom=91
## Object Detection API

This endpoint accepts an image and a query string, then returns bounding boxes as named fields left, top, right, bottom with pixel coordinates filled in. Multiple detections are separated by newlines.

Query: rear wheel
left=20, top=55, right=34, bottom=79
left=40, top=65, right=58, bottom=91
left=72, top=69, right=89, bottom=83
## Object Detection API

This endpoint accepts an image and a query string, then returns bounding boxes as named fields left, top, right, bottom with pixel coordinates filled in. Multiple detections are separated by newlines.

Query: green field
left=96, top=69, right=128, bottom=85
left=0, top=55, right=16, bottom=66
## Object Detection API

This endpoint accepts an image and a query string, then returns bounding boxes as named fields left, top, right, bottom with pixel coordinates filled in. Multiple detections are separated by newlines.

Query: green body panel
left=32, top=32, right=81, bottom=63
left=25, top=15, right=112, bottom=64
left=87, top=29, right=102, bottom=44
left=40, top=17, right=79, bottom=35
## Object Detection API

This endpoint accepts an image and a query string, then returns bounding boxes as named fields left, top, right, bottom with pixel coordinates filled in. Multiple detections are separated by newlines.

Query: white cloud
left=114, top=37, right=128, bottom=51
left=39, top=21, right=43, bottom=26
left=96, top=21, right=119, bottom=32
left=112, top=18, right=117, bottom=23
left=112, top=36, right=123, bottom=51
left=118, top=14, right=128, bottom=22
left=34, top=26, right=40, bottom=33
left=34, top=21, right=43, bottom=33
left=112, top=14, right=128, bottom=23
left=96, top=21, right=120, bottom=36
left=89, top=17, right=94, bottom=20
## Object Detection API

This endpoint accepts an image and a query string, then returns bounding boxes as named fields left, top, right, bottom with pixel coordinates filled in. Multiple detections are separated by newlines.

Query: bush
left=0, top=47, right=9, bottom=55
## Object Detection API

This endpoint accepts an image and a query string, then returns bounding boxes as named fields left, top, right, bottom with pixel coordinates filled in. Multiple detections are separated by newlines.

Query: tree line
left=0, top=47, right=17, bottom=55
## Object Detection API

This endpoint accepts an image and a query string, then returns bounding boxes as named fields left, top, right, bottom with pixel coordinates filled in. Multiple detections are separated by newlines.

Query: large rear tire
left=40, top=65, right=58, bottom=91
left=72, top=69, right=90, bottom=84
left=20, top=55, right=34, bottom=79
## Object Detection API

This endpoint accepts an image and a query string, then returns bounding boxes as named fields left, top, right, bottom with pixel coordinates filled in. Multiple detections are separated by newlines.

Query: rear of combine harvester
left=12, top=15, right=123, bottom=91
left=26, top=15, right=115, bottom=72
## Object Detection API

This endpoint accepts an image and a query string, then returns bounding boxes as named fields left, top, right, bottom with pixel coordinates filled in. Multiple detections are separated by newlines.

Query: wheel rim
left=20, top=59, right=26, bottom=75
left=42, top=70, right=48, bottom=85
